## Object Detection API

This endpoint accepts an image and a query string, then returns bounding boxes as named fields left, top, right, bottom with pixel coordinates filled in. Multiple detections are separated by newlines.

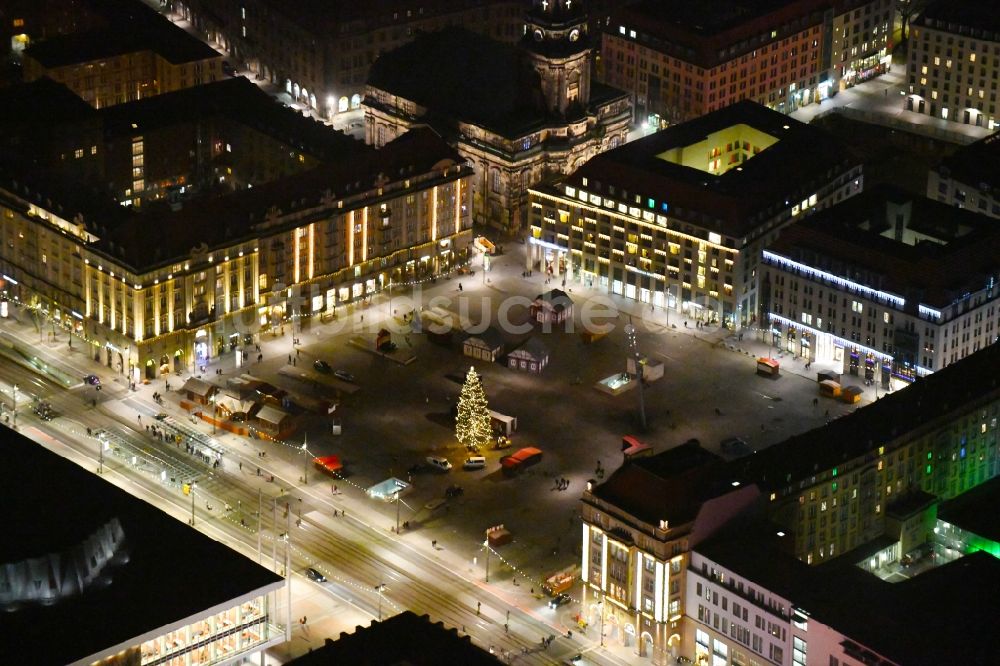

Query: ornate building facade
left=0, top=129, right=472, bottom=381
left=364, top=0, right=631, bottom=232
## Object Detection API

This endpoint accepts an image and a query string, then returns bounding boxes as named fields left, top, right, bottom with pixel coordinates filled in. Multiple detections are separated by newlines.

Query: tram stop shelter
left=367, top=477, right=410, bottom=501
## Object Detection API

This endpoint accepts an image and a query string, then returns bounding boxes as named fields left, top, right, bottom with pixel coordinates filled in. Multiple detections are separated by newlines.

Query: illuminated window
left=970, top=53, right=976, bottom=62
left=74, top=149, right=83, bottom=159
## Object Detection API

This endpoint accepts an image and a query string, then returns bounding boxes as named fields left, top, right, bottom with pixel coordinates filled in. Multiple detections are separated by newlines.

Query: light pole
left=599, top=590, right=606, bottom=647
left=189, top=481, right=197, bottom=526
left=484, top=535, right=491, bottom=582
left=375, top=582, right=386, bottom=621
left=625, top=322, right=647, bottom=431
left=394, top=488, right=401, bottom=534
left=301, top=434, right=309, bottom=485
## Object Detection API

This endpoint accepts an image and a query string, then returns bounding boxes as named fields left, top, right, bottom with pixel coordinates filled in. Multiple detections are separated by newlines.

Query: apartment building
left=364, top=2, right=631, bottom=231
left=526, top=101, right=862, bottom=329
left=599, top=0, right=893, bottom=127
left=0, top=128, right=472, bottom=381
left=761, top=184, right=1000, bottom=386
left=926, top=133, right=1000, bottom=219
left=21, top=0, right=223, bottom=108
left=581, top=341, right=1000, bottom=662
left=579, top=441, right=760, bottom=663
left=688, top=519, right=1000, bottom=666
left=175, top=0, right=526, bottom=120
left=906, top=0, right=1000, bottom=129
left=0, top=77, right=362, bottom=208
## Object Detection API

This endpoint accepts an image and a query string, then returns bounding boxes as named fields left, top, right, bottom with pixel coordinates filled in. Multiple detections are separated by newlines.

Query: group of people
left=552, top=477, right=571, bottom=491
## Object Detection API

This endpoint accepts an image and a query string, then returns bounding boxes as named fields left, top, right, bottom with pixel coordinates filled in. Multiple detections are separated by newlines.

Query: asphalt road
left=0, top=347, right=625, bottom=665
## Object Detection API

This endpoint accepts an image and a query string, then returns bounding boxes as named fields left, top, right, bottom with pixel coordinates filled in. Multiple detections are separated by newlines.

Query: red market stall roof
left=313, top=455, right=343, bottom=473
left=622, top=435, right=652, bottom=458
left=501, top=446, right=542, bottom=469
left=757, top=357, right=780, bottom=369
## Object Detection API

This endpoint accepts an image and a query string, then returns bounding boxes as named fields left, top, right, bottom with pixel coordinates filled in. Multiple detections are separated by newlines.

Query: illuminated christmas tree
left=455, top=366, right=492, bottom=450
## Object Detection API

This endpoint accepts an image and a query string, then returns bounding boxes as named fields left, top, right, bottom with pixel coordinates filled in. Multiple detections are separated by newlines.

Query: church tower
left=522, top=0, right=591, bottom=117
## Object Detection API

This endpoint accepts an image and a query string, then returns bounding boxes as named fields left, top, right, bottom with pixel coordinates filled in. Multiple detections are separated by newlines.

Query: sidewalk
left=790, top=56, right=991, bottom=144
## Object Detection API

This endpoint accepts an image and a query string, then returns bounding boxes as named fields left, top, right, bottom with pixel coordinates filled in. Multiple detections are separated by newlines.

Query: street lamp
left=374, top=582, right=386, bottom=621
left=301, top=434, right=309, bottom=485
left=98, top=433, right=107, bottom=475
left=484, top=533, right=491, bottom=582
left=393, top=488, right=401, bottom=534
left=189, top=481, right=198, bottom=526
left=624, top=322, right=647, bottom=431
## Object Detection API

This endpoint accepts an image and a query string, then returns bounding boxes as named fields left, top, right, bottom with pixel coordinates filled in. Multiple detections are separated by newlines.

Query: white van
left=426, top=456, right=453, bottom=472
left=463, top=456, right=487, bottom=470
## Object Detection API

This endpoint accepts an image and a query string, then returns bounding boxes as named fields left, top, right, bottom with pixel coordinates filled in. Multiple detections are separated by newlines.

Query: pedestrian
left=257, top=467, right=261, bottom=476
left=360, top=315, right=364, bottom=323
left=296, top=348, right=300, bottom=357
left=334, top=484, right=338, bottom=493
left=432, top=539, right=437, bottom=548
left=477, top=602, right=481, bottom=615
left=138, top=414, right=141, bottom=422
left=293, top=357, right=297, bottom=366
left=288, top=354, right=292, bottom=364
left=239, top=462, right=242, bottom=471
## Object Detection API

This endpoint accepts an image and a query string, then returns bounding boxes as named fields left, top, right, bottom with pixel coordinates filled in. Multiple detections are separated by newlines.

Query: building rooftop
left=367, top=27, right=621, bottom=138
left=98, top=77, right=361, bottom=161
left=563, top=101, right=857, bottom=239
left=286, top=611, right=501, bottom=665
left=726, top=342, right=1000, bottom=493
left=938, top=476, right=1000, bottom=546
left=606, top=0, right=827, bottom=68
left=765, top=183, right=1000, bottom=308
left=0, top=425, right=282, bottom=665
left=0, top=77, right=97, bottom=128
left=933, top=132, right=1000, bottom=193
left=25, top=0, right=219, bottom=67
left=0, top=126, right=460, bottom=274
left=258, top=0, right=506, bottom=34
left=697, top=519, right=1000, bottom=665
left=98, top=127, right=463, bottom=272
left=591, top=440, right=731, bottom=527
left=915, top=0, right=1000, bottom=35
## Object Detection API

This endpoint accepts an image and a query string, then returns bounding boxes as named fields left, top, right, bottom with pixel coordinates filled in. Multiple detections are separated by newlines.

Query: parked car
left=463, top=456, right=487, bottom=470
left=305, top=567, right=326, bottom=583
left=313, top=359, right=332, bottom=373
left=548, top=593, right=572, bottom=609
left=426, top=456, right=453, bottom=472
left=334, top=370, right=355, bottom=382
left=84, top=374, right=101, bottom=386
